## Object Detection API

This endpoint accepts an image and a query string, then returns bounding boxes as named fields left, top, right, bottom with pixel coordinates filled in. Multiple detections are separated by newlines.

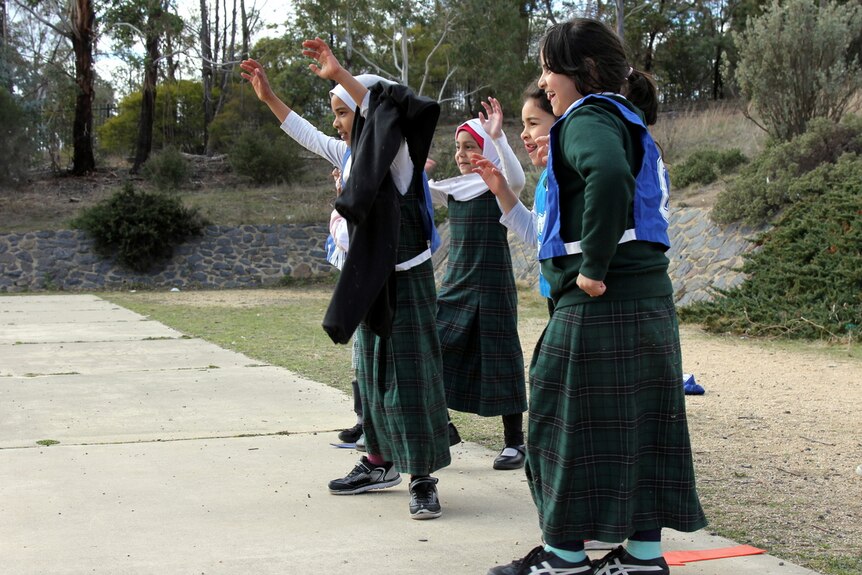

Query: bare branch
left=418, top=10, right=456, bottom=97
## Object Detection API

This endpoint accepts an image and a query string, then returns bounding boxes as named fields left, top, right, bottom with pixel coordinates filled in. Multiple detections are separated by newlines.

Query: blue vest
left=533, top=169, right=551, bottom=298
left=538, top=94, right=670, bottom=261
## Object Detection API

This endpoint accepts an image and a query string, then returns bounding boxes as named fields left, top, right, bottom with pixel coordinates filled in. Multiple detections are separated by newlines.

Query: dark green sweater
left=542, top=96, right=672, bottom=308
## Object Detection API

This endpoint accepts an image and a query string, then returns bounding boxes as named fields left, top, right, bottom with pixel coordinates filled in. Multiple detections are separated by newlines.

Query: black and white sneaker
left=328, top=457, right=401, bottom=495
left=338, top=422, right=363, bottom=443
left=408, top=476, right=442, bottom=520
left=592, top=546, right=669, bottom=575
left=487, top=545, right=594, bottom=575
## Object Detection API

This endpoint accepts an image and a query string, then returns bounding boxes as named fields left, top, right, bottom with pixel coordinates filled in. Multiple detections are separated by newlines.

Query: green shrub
left=680, top=154, right=862, bottom=341
left=712, top=115, right=862, bottom=225
left=142, top=146, right=189, bottom=191
left=72, top=182, right=209, bottom=272
left=671, top=148, right=747, bottom=188
left=228, top=129, right=302, bottom=185
left=733, top=0, right=862, bottom=141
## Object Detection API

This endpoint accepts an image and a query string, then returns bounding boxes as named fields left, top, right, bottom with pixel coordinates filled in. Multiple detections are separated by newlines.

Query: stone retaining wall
left=1, top=208, right=763, bottom=304
left=0, top=224, right=334, bottom=292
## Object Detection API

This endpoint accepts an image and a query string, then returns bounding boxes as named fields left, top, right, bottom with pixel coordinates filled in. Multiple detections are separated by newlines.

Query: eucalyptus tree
left=10, top=0, right=96, bottom=174
left=104, top=0, right=183, bottom=172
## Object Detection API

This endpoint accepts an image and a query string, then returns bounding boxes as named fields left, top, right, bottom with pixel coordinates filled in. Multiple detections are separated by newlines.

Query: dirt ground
left=146, top=288, right=862, bottom=572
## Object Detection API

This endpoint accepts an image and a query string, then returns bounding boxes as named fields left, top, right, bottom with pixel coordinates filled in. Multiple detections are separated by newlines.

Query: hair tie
left=626, top=66, right=634, bottom=79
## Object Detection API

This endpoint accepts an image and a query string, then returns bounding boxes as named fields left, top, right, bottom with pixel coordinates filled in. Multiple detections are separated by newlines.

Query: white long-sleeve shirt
left=427, top=133, right=526, bottom=205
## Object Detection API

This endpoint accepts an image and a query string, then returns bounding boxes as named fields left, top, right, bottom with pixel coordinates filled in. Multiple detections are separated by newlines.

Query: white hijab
left=329, top=74, right=394, bottom=112
left=429, top=118, right=503, bottom=202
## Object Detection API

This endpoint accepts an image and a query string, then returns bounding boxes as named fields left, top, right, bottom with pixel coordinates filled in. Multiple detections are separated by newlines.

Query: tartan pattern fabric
left=525, top=295, right=707, bottom=545
left=355, top=187, right=451, bottom=476
left=437, top=191, right=527, bottom=416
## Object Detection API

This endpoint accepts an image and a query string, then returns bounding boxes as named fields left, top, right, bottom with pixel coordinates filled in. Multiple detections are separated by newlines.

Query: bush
left=142, top=146, right=189, bottom=191
left=679, top=154, right=862, bottom=341
left=733, top=0, right=862, bottom=141
left=0, top=88, right=34, bottom=185
left=671, top=148, right=747, bottom=188
left=72, top=182, right=209, bottom=272
left=712, top=115, right=862, bottom=225
left=228, top=128, right=302, bottom=185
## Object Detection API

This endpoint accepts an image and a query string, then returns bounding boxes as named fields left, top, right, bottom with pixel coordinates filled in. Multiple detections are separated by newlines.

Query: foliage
left=142, top=146, right=190, bottom=191
left=0, top=88, right=35, bottom=185
left=671, top=147, right=747, bottom=187
left=733, top=0, right=862, bottom=141
left=97, top=80, right=206, bottom=156
left=680, top=154, right=862, bottom=341
left=71, top=182, right=209, bottom=272
left=228, top=128, right=303, bottom=185
left=712, top=115, right=862, bottom=225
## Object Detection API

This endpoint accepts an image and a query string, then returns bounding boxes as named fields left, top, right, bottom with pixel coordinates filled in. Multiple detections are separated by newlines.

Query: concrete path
left=0, top=295, right=821, bottom=575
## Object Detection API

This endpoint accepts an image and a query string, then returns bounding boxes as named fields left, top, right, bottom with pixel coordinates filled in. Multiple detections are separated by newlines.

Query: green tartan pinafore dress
left=355, top=186, right=451, bottom=476
left=437, top=190, right=527, bottom=417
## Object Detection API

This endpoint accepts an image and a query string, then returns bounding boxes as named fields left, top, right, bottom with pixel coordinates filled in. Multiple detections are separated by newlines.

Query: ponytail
left=624, top=68, right=658, bottom=126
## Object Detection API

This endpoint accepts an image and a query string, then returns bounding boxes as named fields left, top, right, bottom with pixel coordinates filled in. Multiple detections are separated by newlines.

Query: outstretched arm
left=239, top=58, right=292, bottom=123
left=302, top=38, right=368, bottom=112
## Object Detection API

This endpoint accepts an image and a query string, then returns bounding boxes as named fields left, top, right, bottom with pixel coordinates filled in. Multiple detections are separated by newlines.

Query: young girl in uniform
left=476, top=83, right=558, bottom=316
left=427, top=98, right=529, bottom=470
left=240, top=37, right=450, bottom=520
left=480, top=18, right=706, bottom=575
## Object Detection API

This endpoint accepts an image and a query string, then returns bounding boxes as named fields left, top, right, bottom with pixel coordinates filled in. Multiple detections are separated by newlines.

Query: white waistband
left=562, top=228, right=638, bottom=255
left=395, top=249, right=432, bottom=271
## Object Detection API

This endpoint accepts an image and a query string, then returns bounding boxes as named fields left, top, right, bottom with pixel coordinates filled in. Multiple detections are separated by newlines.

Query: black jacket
left=321, top=82, right=440, bottom=344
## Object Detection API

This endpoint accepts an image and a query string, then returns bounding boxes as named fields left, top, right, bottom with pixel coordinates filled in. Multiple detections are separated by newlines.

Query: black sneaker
left=338, top=422, right=363, bottom=443
left=487, top=545, right=594, bottom=575
left=448, top=422, right=462, bottom=446
left=592, top=546, right=669, bottom=575
left=408, top=476, right=442, bottom=520
left=328, top=457, right=401, bottom=495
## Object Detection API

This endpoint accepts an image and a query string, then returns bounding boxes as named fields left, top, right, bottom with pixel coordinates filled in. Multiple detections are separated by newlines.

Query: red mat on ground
left=663, top=545, right=765, bottom=567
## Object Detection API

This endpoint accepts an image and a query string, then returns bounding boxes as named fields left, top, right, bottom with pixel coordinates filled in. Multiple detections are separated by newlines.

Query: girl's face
left=330, top=95, right=356, bottom=146
left=520, top=98, right=556, bottom=167
left=454, top=130, right=483, bottom=175
left=538, top=52, right=582, bottom=117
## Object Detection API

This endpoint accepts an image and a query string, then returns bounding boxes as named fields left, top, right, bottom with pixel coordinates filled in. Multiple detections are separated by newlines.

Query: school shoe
left=354, top=433, right=366, bottom=452
left=328, top=456, right=401, bottom=495
left=493, top=445, right=526, bottom=470
left=592, top=546, right=669, bottom=575
left=487, top=545, right=594, bottom=575
left=408, top=476, right=442, bottom=520
left=448, top=422, right=462, bottom=446
left=338, top=422, right=363, bottom=443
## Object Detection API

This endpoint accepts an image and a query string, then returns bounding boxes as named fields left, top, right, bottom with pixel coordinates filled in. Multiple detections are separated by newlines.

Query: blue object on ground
left=683, top=373, right=705, bottom=395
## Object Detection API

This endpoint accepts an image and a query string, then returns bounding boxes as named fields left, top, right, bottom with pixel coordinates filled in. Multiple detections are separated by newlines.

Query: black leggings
left=502, top=412, right=524, bottom=447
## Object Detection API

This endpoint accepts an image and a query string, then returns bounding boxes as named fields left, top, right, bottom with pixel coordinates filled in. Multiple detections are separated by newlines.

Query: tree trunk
left=131, top=27, right=160, bottom=173
left=70, top=0, right=96, bottom=175
left=200, top=0, right=213, bottom=152
left=712, top=42, right=724, bottom=100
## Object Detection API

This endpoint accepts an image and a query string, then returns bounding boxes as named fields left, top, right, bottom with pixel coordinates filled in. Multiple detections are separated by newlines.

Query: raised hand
left=240, top=59, right=275, bottom=103
left=301, top=37, right=345, bottom=81
left=471, top=154, right=509, bottom=197
left=535, top=135, right=550, bottom=167
left=478, top=97, right=504, bottom=140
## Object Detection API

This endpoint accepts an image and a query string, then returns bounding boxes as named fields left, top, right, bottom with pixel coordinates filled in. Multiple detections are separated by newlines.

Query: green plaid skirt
left=354, top=188, right=451, bottom=476
left=437, top=192, right=526, bottom=416
left=526, top=295, right=707, bottom=544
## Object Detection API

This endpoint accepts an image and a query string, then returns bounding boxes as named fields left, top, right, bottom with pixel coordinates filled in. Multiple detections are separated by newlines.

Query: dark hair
left=522, top=80, right=556, bottom=118
left=540, top=18, right=658, bottom=125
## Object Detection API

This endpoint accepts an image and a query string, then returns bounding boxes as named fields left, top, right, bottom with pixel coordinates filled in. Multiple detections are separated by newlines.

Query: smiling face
left=330, top=95, right=356, bottom=146
left=538, top=51, right=582, bottom=117
left=454, top=130, right=483, bottom=175
left=520, top=97, right=556, bottom=167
